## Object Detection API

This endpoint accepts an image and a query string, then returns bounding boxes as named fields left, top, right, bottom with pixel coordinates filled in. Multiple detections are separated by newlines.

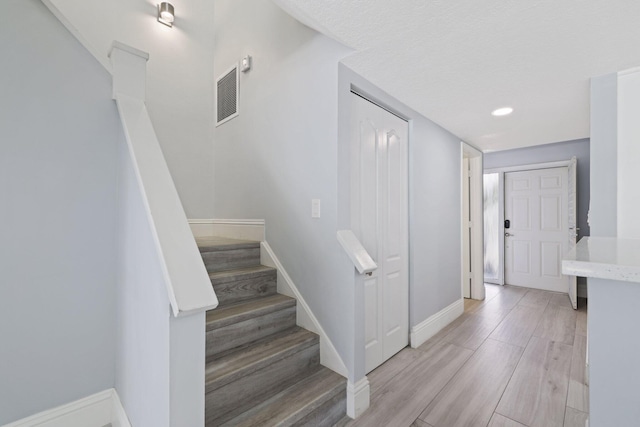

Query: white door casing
left=462, top=158, right=471, bottom=298
left=461, top=143, right=484, bottom=300
left=350, top=92, right=409, bottom=374
left=505, top=167, right=569, bottom=293
left=567, top=157, right=578, bottom=309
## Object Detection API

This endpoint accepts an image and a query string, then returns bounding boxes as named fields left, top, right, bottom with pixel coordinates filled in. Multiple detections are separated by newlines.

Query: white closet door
left=350, top=93, right=409, bottom=373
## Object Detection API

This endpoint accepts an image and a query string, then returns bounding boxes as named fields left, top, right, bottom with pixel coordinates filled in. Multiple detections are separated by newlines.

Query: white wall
left=0, top=1, right=119, bottom=423
left=616, top=68, right=640, bottom=239
left=590, top=74, right=618, bottom=237
left=590, top=68, right=640, bottom=240
left=45, top=0, right=216, bottom=218
left=115, top=140, right=171, bottom=427
left=212, top=0, right=357, bottom=378
left=213, top=0, right=465, bottom=384
left=338, top=65, right=464, bottom=356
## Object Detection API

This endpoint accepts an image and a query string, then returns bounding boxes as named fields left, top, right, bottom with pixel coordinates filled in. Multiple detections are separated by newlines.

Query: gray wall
left=484, top=138, right=591, bottom=240
left=0, top=0, right=119, bottom=422
left=589, top=74, right=618, bottom=237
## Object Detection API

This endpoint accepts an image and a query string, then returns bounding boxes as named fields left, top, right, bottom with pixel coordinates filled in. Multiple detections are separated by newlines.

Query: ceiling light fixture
left=491, top=107, right=513, bottom=117
left=157, top=2, right=175, bottom=27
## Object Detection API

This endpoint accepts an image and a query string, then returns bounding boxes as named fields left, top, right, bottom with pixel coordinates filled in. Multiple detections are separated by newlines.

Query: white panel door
left=505, top=167, right=569, bottom=293
left=350, top=93, right=409, bottom=374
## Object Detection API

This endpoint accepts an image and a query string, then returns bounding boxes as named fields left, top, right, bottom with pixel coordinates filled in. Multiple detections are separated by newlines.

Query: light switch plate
left=241, top=55, right=252, bottom=72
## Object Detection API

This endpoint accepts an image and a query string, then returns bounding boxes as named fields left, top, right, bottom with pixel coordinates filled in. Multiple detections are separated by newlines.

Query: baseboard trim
left=347, top=377, right=370, bottom=419
left=188, top=219, right=265, bottom=241
left=260, top=241, right=348, bottom=378
left=3, top=388, right=130, bottom=427
left=410, top=299, right=464, bottom=348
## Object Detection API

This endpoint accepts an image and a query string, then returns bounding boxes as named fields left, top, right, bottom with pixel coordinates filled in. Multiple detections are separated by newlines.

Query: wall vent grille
left=216, top=65, right=239, bottom=126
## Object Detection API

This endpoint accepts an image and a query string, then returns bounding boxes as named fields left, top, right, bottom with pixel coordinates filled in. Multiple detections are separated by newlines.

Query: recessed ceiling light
left=491, top=107, right=513, bottom=117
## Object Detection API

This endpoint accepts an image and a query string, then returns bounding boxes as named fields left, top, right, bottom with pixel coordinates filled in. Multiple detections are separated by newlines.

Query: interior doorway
left=461, top=143, right=484, bottom=301
left=483, top=159, right=578, bottom=308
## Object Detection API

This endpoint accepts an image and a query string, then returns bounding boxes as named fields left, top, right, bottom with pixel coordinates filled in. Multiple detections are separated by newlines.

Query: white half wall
left=115, top=135, right=171, bottom=427
left=112, top=41, right=211, bottom=427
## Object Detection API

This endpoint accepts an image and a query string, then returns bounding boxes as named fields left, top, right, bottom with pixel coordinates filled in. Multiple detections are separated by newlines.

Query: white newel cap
left=108, top=41, right=150, bottom=100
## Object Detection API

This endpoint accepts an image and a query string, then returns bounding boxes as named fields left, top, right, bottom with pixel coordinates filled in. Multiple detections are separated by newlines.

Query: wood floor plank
left=489, top=304, right=545, bottom=348
left=443, top=313, right=503, bottom=350
left=563, top=407, right=589, bottom=427
left=548, top=292, right=573, bottom=309
left=567, top=334, right=589, bottom=412
left=569, top=334, right=587, bottom=384
left=419, top=339, right=523, bottom=427
left=470, top=286, right=526, bottom=321
left=488, top=413, right=526, bottom=427
left=410, top=419, right=434, bottom=427
left=368, top=347, right=424, bottom=396
left=350, top=341, right=473, bottom=427
left=518, top=289, right=553, bottom=309
left=496, top=337, right=573, bottom=427
left=533, top=304, right=576, bottom=345
left=484, top=283, right=503, bottom=301
left=567, top=380, right=589, bottom=417
left=575, top=309, right=587, bottom=337
left=416, top=313, right=470, bottom=354
left=464, top=298, right=483, bottom=312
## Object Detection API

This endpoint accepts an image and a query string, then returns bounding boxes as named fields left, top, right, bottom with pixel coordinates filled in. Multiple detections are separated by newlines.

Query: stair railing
left=337, top=230, right=377, bottom=275
left=109, top=41, right=218, bottom=317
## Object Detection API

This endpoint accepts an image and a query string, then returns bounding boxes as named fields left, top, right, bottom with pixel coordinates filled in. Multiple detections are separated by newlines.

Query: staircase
left=199, top=236, right=346, bottom=426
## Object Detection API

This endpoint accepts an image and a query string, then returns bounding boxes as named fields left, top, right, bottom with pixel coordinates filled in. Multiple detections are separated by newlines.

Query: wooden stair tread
left=205, top=326, right=318, bottom=392
left=206, top=294, right=295, bottom=331
left=220, top=366, right=346, bottom=427
left=209, top=264, right=276, bottom=282
left=197, top=236, right=260, bottom=252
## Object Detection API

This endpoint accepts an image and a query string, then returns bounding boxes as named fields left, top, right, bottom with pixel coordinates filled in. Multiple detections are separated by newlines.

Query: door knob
left=505, top=232, right=513, bottom=237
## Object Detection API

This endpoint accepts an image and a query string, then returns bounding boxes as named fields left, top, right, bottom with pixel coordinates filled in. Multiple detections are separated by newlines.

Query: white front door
left=350, top=92, right=409, bottom=374
left=504, top=167, right=569, bottom=293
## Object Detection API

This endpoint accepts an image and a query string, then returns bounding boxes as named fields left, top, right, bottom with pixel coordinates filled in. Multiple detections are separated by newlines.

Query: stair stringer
left=260, top=241, right=348, bottom=378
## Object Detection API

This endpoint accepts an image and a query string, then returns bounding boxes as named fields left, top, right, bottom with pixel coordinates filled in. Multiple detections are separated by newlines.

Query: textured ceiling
left=274, top=0, right=640, bottom=151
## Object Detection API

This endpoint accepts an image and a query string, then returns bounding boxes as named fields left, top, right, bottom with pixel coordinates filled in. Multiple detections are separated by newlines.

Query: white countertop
left=562, top=236, right=640, bottom=282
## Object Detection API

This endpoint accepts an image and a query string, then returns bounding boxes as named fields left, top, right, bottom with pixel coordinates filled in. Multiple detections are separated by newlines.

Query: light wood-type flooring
left=338, top=284, right=588, bottom=427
